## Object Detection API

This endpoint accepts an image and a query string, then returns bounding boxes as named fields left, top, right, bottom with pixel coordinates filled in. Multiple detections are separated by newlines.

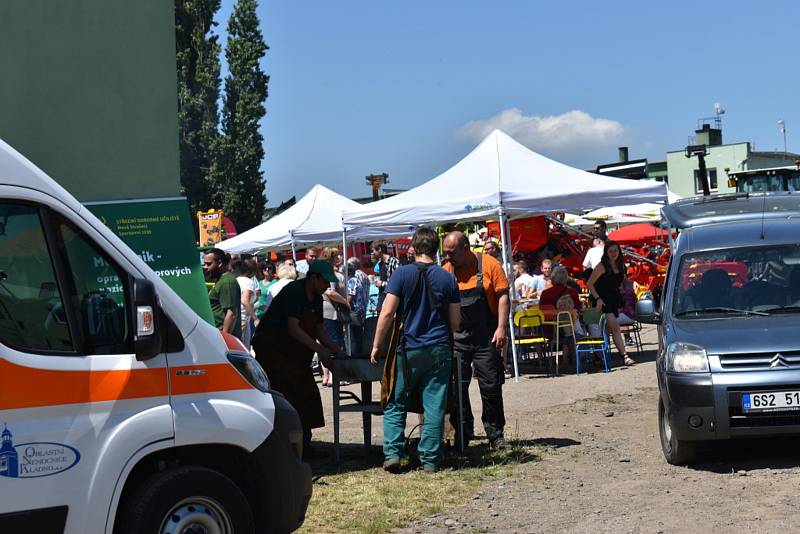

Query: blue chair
left=575, top=309, right=610, bottom=373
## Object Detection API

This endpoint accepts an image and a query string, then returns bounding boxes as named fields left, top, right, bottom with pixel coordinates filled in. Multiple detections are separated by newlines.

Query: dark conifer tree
left=210, top=0, right=268, bottom=231
left=175, top=0, right=222, bottom=220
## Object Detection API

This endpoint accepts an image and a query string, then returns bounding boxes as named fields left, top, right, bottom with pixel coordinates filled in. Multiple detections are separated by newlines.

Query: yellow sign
left=198, top=209, right=224, bottom=246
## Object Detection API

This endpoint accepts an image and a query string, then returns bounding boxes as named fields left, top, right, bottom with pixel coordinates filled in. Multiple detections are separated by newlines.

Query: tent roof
left=342, top=130, right=668, bottom=227
left=584, top=190, right=681, bottom=223
left=218, top=185, right=412, bottom=253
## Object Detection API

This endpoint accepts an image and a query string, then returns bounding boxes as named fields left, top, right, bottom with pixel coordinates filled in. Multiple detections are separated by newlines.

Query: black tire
left=659, top=398, right=698, bottom=466
left=117, top=465, right=255, bottom=534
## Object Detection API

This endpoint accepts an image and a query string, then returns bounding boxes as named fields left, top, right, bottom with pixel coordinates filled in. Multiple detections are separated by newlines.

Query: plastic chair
left=575, top=309, right=610, bottom=373
left=513, top=308, right=551, bottom=373
left=618, top=320, right=643, bottom=356
left=553, top=311, right=576, bottom=376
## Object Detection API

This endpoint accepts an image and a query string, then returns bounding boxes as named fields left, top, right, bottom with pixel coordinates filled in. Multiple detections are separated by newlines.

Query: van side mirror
left=636, top=298, right=660, bottom=324
left=131, top=277, right=162, bottom=361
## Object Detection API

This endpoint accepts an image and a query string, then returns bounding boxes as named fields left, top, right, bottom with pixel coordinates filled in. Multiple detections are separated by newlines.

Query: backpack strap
left=397, top=263, right=432, bottom=401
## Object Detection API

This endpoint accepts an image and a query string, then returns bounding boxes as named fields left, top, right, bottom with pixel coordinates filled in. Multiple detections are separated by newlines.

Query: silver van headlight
left=667, top=342, right=709, bottom=373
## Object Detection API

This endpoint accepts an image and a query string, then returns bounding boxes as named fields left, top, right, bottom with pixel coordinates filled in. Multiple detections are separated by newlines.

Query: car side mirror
left=636, top=298, right=660, bottom=324
left=131, top=277, right=162, bottom=361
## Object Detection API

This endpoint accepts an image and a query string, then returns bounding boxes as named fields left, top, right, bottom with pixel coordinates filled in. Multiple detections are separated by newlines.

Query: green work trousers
left=383, top=344, right=451, bottom=469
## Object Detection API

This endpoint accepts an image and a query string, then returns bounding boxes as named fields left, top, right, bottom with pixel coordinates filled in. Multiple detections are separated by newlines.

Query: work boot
left=383, top=457, right=401, bottom=473
left=490, top=436, right=512, bottom=451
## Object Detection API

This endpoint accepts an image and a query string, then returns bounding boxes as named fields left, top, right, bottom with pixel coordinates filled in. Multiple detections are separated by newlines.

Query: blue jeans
left=383, top=344, right=451, bottom=468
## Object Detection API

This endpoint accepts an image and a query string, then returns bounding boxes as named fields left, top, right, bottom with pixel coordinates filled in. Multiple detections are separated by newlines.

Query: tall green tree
left=175, top=0, right=222, bottom=219
left=211, top=0, right=269, bottom=231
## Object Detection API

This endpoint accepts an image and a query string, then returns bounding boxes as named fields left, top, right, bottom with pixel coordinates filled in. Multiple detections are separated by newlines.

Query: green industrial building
left=666, top=124, right=800, bottom=198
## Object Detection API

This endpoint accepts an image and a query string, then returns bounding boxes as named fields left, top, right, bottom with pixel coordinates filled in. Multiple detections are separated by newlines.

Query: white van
left=0, top=139, right=311, bottom=533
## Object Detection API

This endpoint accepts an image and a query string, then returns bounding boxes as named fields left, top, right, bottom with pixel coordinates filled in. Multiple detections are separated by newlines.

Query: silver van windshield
left=673, top=244, right=800, bottom=317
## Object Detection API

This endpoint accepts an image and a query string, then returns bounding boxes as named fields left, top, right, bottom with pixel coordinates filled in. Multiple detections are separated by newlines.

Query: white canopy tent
left=342, top=129, right=668, bottom=228
left=217, top=184, right=412, bottom=255
left=583, top=190, right=681, bottom=224
left=342, top=129, right=668, bottom=382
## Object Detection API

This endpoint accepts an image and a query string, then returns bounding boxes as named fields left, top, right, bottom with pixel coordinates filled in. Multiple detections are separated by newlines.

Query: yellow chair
left=513, top=308, right=551, bottom=374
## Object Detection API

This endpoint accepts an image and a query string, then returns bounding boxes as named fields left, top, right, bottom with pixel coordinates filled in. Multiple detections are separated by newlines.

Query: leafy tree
left=210, top=0, right=269, bottom=231
left=175, top=0, right=222, bottom=219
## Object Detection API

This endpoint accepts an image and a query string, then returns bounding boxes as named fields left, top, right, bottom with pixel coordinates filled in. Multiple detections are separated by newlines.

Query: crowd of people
left=200, top=218, right=641, bottom=470
left=509, top=219, right=639, bottom=369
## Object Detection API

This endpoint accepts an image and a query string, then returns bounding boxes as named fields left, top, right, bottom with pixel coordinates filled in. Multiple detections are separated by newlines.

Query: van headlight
left=667, top=342, right=709, bottom=373
left=227, top=351, right=271, bottom=392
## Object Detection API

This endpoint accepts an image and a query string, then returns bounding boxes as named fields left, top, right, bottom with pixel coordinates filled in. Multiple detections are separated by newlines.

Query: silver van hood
left=671, top=315, right=800, bottom=355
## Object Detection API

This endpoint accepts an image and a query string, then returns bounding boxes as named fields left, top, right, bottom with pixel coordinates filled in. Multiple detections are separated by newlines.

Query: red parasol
left=608, top=223, right=667, bottom=246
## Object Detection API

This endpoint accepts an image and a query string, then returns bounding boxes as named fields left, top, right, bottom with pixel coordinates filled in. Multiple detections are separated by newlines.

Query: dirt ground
left=314, top=326, right=800, bottom=533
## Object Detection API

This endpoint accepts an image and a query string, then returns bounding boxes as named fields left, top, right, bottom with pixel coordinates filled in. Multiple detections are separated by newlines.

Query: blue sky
left=216, top=1, right=800, bottom=206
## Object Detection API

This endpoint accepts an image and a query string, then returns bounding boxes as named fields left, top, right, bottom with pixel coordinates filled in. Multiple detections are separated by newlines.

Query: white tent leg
left=290, top=239, right=297, bottom=262
left=498, top=209, right=519, bottom=383
left=341, top=230, right=352, bottom=355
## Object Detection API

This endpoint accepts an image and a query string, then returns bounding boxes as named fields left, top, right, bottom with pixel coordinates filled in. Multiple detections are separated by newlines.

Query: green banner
left=86, top=197, right=214, bottom=324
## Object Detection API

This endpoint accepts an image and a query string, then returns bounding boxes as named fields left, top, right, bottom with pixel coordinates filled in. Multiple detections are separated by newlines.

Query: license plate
left=742, top=391, right=800, bottom=412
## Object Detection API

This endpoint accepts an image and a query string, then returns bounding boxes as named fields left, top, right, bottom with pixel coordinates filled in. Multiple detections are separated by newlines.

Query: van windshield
left=672, top=244, right=800, bottom=317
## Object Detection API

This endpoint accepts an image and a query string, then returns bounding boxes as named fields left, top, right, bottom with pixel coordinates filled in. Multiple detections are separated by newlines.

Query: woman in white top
left=319, top=247, right=350, bottom=386
left=235, top=258, right=259, bottom=348
left=264, top=262, right=298, bottom=309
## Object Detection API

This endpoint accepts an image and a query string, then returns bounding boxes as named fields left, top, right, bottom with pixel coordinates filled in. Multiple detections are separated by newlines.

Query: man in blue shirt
left=371, top=228, right=460, bottom=473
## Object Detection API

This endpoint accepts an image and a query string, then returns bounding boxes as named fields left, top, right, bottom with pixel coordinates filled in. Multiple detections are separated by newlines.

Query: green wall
left=666, top=143, right=751, bottom=198
left=0, top=0, right=180, bottom=202
left=666, top=142, right=800, bottom=198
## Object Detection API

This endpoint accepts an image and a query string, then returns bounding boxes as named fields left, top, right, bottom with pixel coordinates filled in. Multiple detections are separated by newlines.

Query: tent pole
left=290, top=238, right=297, bottom=262
left=341, top=229, right=352, bottom=356
left=498, top=208, right=520, bottom=383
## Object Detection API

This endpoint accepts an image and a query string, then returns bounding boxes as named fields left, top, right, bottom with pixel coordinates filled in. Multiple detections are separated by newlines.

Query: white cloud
left=458, top=108, right=628, bottom=163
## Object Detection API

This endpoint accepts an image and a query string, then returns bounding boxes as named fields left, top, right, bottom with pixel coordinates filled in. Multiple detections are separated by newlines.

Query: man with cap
left=252, top=260, right=349, bottom=457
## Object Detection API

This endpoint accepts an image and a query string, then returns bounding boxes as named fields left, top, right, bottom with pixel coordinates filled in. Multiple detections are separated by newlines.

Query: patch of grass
left=298, top=442, right=539, bottom=534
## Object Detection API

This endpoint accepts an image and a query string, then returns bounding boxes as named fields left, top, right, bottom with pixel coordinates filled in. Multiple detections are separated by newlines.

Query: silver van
left=638, top=193, right=800, bottom=465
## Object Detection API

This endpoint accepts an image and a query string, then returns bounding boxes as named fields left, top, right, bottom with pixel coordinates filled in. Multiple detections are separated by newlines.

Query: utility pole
left=779, top=120, right=788, bottom=154
left=365, top=173, right=389, bottom=201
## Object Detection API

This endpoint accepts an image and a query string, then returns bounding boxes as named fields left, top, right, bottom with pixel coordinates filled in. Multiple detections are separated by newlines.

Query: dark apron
left=252, top=307, right=324, bottom=430
left=376, top=259, right=389, bottom=313
left=454, top=253, right=496, bottom=348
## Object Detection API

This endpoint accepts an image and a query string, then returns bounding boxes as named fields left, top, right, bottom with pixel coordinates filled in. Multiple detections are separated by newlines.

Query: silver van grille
left=718, top=351, right=800, bottom=370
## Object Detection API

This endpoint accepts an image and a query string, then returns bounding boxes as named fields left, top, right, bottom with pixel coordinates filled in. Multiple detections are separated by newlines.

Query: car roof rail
left=675, top=192, right=750, bottom=206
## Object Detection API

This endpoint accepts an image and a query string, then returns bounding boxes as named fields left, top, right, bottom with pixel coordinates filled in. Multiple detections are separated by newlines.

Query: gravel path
left=316, top=325, right=800, bottom=533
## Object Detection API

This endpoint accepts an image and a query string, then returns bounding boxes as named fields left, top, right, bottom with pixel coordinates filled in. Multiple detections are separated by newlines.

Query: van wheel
left=659, top=399, right=697, bottom=465
left=118, top=466, right=254, bottom=534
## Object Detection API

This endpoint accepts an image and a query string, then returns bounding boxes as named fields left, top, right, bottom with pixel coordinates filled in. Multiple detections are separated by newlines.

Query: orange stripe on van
left=0, top=360, right=254, bottom=411
left=220, top=331, right=248, bottom=352
left=170, top=363, right=253, bottom=396
left=0, top=358, right=168, bottom=411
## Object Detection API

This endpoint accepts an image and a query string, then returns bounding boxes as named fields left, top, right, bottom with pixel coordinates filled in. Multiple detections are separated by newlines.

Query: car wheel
left=117, top=465, right=255, bottom=534
left=659, top=398, right=698, bottom=465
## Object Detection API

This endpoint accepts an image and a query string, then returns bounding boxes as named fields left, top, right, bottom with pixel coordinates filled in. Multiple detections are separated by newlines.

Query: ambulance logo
left=0, top=424, right=80, bottom=478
